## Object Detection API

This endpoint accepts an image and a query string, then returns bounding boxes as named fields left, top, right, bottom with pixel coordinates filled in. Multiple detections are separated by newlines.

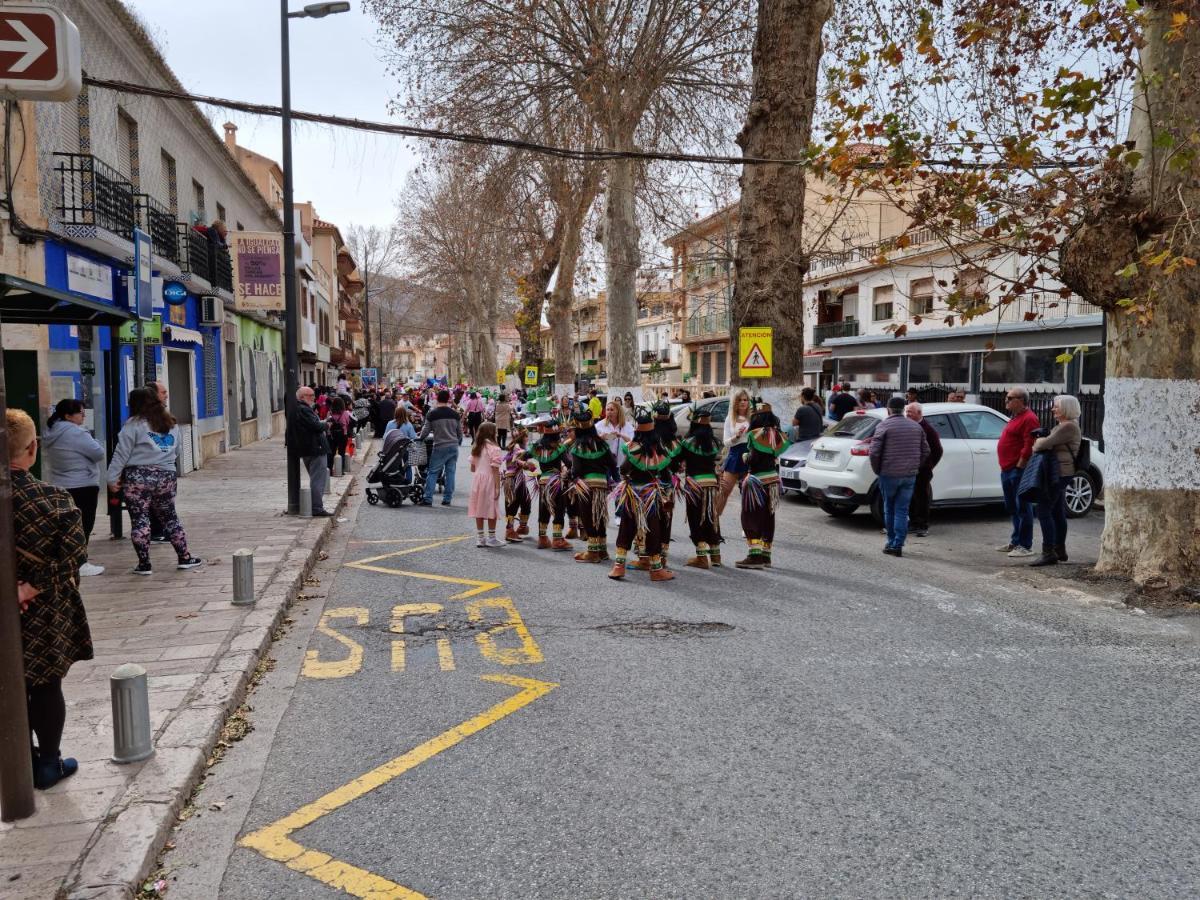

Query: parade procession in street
left=2, top=1, right=1199, bottom=898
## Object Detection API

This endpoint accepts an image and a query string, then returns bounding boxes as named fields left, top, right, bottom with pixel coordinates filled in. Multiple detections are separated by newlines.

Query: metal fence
left=55, top=152, right=136, bottom=235
left=978, top=390, right=1104, bottom=442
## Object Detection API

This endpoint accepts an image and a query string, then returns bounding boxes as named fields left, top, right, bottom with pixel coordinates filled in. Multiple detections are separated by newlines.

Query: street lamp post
left=281, top=1, right=350, bottom=515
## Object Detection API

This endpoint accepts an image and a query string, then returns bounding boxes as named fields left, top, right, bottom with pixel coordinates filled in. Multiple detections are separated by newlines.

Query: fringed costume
left=532, top=417, right=572, bottom=550
left=609, top=411, right=675, bottom=582
left=567, top=408, right=617, bottom=563
left=502, top=426, right=536, bottom=542
left=677, top=407, right=723, bottom=569
left=651, top=402, right=682, bottom=567
left=736, top=405, right=790, bottom=569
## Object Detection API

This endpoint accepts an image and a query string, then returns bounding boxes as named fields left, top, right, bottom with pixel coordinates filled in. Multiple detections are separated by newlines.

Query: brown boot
left=565, top=526, right=579, bottom=540
left=709, top=551, right=722, bottom=567
left=551, top=537, right=572, bottom=551
left=536, top=535, right=551, bottom=549
left=505, top=528, right=524, bottom=543
left=735, top=554, right=766, bottom=570
left=574, top=550, right=602, bottom=563
left=685, top=555, right=711, bottom=570
left=650, top=567, right=675, bottom=582
left=607, top=562, right=626, bottom=580
left=628, top=556, right=651, bottom=571
left=518, top=523, right=530, bottom=536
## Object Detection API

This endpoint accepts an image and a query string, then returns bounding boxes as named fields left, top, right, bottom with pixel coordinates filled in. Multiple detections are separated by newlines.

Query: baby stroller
left=365, top=437, right=429, bottom=507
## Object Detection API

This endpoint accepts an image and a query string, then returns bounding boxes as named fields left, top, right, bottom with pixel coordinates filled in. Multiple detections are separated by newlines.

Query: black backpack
left=329, top=416, right=346, bottom=444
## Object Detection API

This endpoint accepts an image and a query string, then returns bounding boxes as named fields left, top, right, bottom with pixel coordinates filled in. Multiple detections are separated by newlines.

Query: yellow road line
left=342, top=563, right=501, bottom=599
left=350, top=535, right=471, bottom=566
left=239, top=674, right=557, bottom=899
left=349, top=536, right=473, bottom=545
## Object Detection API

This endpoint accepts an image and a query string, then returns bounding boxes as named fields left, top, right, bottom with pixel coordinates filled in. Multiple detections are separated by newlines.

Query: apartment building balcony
left=54, top=152, right=136, bottom=258
left=807, top=216, right=999, bottom=278
left=330, top=346, right=361, bottom=369
left=684, top=309, right=730, bottom=340
left=302, top=319, right=319, bottom=356
left=210, top=244, right=234, bottom=296
left=135, top=193, right=181, bottom=274
left=812, top=320, right=860, bottom=347
left=177, top=223, right=212, bottom=289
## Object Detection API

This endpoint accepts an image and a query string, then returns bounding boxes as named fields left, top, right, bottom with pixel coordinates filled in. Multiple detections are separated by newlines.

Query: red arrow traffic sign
left=0, top=6, right=80, bottom=101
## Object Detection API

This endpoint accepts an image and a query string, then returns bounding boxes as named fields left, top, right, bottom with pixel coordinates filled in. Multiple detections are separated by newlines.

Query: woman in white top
left=717, top=389, right=752, bottom=515
left=596, top=399, right=634, bottom=467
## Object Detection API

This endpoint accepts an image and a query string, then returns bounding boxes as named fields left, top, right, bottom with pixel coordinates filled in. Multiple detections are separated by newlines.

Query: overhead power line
left=83, top=76, right=1093, bottom=172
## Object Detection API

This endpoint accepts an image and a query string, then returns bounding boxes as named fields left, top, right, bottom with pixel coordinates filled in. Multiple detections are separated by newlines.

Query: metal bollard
left=324, top=469, right=332, bottom=495
left=333, top=455, right=343, bottom=477
left=299, top=485, right=312, bottom=517
left=232, top=548, right=255, bottom=606
left=111, top=664, right=154, bottom=764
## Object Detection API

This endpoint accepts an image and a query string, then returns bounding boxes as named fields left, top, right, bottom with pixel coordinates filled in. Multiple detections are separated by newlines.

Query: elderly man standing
left=286, top=386, right=333, bottom=517
left=905, top=402, right=943, bottom=537
left=869, top=396, right=929, bottom=557
left=996, top=386, right=1040, bottom=557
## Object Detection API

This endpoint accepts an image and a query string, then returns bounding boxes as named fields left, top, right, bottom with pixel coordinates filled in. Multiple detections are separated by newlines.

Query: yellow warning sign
left=738, top=327, right=773, bottom=378
left=523, top=365, right=539, bottom=386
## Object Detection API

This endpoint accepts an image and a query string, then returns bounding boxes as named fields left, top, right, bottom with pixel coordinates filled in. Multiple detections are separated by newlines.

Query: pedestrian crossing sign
left=738, top=327, right=773, bottom=378
left=524, top=365, right=539, bottom=386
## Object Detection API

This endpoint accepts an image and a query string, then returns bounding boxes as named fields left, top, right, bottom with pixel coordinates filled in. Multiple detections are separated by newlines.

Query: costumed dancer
left=561, top=418, right=584, bottom=541
left=736, top=403, right=790, bottom=569
left=677, top=406, right=723, bottom=568
left=609, top=410, right=675, bottom=582
left=649, top=401, right=682, bottom=568
left=502, top=424, right=537, bottom=542
left=567, top=407, right=617, bottom=563
left=532, top=415, right=572, bottom=550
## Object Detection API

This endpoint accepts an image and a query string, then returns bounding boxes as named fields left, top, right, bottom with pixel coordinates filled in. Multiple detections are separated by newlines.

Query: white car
left=800, top=402, right=1104, bottom=522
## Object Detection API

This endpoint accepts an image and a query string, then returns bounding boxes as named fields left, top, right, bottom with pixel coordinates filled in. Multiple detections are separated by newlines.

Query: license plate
left=816, top=449, right=836, bottom=462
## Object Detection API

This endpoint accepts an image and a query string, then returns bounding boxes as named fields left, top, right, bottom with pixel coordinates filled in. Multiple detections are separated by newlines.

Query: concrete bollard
left=324, top=469, right=332, bottom=495
left=333, top=455, right=343, bottom=477
left=299, top=486, right=312, bottom=517
left=232, top=548, right=255, bottom=606
left=111, top=664, right=154, bottom=764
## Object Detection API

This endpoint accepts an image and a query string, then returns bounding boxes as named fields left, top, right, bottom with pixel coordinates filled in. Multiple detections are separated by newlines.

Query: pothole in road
left=595, top=619, right=735, bottom=638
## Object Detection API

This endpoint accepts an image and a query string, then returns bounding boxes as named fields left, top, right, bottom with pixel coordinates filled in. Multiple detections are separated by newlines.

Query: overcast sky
left=131, top=0, right=417, bottom=231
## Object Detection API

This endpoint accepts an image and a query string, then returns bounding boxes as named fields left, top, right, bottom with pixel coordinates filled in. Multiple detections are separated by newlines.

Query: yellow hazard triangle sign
left=741, top=343, right=769, bottom=370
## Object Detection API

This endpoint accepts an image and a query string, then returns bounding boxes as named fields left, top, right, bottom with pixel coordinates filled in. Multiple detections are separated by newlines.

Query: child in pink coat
left=468, top=422, right=505, bottom=547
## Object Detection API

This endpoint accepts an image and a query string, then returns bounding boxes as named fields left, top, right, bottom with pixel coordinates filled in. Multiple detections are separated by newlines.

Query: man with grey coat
left=869, top=396, right=929, bottom=557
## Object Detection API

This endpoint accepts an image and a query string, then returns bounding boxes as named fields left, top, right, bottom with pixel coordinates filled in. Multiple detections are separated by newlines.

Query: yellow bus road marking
left=239, top=674, right=558, bottom=899
left=343, top=563, right=501, bottom=599
left=349, top=537, right=473, bottom=545
left=350, top=535, right=471, bottom=566
left=303, top=608, right=370, bottom=679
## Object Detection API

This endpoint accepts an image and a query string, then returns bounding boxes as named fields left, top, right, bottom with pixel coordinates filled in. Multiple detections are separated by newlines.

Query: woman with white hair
left=1029, top=394, right=1082, bottom=567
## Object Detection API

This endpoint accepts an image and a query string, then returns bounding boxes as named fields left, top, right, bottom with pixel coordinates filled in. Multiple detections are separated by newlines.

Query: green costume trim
left=533, top=444, right=566, bottom=466
left=748, top=431, right=790, bottom=457
left=619, top=442, right=673, bottom=473
left=680, top=437, right=720, bottom=458
left=570, top=444, right=609, bottom=460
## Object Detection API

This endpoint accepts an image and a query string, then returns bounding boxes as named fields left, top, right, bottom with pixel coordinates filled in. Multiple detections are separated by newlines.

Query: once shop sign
left=230, top=231, right=285, bottom=312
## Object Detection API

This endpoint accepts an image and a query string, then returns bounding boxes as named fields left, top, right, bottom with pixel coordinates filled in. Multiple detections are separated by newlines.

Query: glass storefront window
left=1080, top=347, right=1105, bottom=386
left=909, top=352, right=971, bottom=384
left=838, top=355, right=899, bottom=384
left=981, top=348, right=1064, bottom=388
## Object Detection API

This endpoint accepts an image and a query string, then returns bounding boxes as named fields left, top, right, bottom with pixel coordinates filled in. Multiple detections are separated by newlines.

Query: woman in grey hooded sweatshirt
left=107, top=388, right=203, bottom=576
left=43, top=399, right=107, bottom=577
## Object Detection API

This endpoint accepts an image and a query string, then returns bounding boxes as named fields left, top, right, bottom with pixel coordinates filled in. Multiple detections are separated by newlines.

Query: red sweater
left=997, top=408, right=1039, bottom=471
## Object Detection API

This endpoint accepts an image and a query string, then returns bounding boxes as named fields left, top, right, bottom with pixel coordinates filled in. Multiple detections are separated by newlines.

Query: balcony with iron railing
left=808, top=215, right=999, bottom=277
left=812, top=319, right=860, bottom=346
left=210, top=244, right=233, bottom=293
left=641, top=350, right=662, bottom=364
left=135, top=193, right=179, bottom=264
left=177, top=223, right=212, bottom=283
left=55, top=153, right=136, bottom=237
left=685, top=309, right=730, bottom=339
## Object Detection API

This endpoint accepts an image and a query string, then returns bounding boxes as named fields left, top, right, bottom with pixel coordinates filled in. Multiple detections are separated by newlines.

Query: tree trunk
left=515, top=267, right=554, bottom=368
left=731, top=0, right=832, bottom=412
left=1058, top=0, right=1200, bottom=591
left=603, top=150, right=641, bottom=393
left=548, top=178, right=598, bottom=392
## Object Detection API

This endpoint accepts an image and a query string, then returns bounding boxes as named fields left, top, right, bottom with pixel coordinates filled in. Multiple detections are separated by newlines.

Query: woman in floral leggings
left=107, top=388, right=202, bottom=576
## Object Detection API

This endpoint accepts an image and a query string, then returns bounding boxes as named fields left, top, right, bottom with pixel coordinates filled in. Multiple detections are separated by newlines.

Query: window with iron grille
left=216, top=202, right=226, bottom=224
left=117, top=108, right=139, bottom=189
left=192, top=180, right=206, bottom=222
left=160, top=150, right=177, bottom=214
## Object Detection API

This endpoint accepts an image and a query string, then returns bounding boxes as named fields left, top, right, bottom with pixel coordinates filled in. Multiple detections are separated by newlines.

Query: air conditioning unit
left=200, top=295, right=221, bottom=325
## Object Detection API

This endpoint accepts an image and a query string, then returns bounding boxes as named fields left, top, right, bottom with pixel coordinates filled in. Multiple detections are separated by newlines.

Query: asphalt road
left=164, top=454, right=1200, bottom=899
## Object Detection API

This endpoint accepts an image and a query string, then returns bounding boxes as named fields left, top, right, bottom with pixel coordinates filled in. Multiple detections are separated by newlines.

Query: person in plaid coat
left=9, top=408, right=92, bottom=789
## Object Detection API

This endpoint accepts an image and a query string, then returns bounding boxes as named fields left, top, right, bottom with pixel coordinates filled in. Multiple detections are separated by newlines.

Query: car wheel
left=1065, top=470, right=1095, bottom=518
left=819, top=501, right=856, bottom=518
left=869, top=491, right=884, bottom=525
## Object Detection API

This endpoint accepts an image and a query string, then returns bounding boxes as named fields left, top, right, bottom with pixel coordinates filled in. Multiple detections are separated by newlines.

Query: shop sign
left=230, top=231, right=285, bottom=312
left=163, top=280, right=188, bottom=306
left=66, top=253, right=112, bottom=301
left=118, top=316, right=162, bottom=345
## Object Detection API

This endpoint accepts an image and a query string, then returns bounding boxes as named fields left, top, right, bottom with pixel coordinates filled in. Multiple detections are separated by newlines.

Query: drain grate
left=596, top=619, right=735, bottom=638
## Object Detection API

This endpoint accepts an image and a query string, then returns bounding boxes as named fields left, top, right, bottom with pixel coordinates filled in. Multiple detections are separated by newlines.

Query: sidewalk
left=0, top=436, right=367, bottom=900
